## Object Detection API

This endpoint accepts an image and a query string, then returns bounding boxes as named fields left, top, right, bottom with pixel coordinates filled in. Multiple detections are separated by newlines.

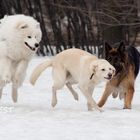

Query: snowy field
left=0, top=56, right=140, bottom=140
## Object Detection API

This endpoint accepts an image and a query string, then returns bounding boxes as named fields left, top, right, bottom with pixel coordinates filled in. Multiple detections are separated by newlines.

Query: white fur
left=0, top=14, right=42, bottom=102
left=30, top=48, right=115, bottom=111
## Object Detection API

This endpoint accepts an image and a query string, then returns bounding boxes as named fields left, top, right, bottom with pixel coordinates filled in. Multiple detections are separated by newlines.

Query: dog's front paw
left=98, top=108, right=104, bottom=112
left=88, top=106, right=104, bottom=112
left=88, top=103, right=104, bottom=112
left=123, top=106, right=131, bottom=109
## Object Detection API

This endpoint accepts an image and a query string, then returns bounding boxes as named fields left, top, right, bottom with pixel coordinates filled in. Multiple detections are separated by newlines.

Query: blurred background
left=0, top=0, right=140, bottom=56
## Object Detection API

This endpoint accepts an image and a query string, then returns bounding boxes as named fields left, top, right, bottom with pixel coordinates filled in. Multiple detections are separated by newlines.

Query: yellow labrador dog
left=30, top=48, right=115, bottom=111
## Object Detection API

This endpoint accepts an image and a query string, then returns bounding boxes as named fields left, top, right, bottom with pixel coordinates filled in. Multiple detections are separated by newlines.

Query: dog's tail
left=30, top=59, right=52, bottom=85
left=128, top=46, right=140, bottom=78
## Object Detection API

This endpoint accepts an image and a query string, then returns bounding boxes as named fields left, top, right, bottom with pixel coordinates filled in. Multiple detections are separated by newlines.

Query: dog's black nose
left=108, top=73, right=112, bottom=78
left=35, top=43, right=39, bottom=48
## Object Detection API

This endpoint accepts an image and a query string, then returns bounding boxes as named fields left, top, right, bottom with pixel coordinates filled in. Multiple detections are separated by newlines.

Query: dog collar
left=90, top=73, right=94, bottom=80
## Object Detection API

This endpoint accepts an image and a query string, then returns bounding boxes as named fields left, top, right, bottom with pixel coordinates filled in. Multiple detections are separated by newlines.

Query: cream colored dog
left=30, top=48, right=115, bottom=111
left=0, top=14, right=42, bottom=102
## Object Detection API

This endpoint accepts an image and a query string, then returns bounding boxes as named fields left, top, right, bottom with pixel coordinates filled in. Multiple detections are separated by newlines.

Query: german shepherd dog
left=98, top=42, right=140, bottom=109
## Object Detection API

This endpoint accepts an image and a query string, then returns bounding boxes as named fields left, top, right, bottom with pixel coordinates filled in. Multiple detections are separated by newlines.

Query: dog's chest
left=8, top=46, right=32, bottom=61
left=113, top=85, right=125, bottom=93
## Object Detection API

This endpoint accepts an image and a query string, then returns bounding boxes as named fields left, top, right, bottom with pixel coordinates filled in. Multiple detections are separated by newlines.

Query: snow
left=0, top=57, right=140, bottom=140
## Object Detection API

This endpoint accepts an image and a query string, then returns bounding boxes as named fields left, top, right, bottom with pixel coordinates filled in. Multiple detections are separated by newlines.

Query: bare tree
left=0, top=0, right=140, bottom=57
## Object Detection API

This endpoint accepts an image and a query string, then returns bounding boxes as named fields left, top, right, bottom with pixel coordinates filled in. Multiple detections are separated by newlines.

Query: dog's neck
left=90, top=74, right=101, bottom=85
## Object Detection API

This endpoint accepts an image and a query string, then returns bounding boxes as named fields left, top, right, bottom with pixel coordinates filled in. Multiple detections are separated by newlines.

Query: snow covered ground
left=0, top=57, right=140, bottom=140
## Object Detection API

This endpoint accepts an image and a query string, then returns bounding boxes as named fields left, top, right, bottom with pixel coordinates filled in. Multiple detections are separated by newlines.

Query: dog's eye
left=101, top=69, right=105, bottom=71
left=28, top=36, right=31, bottom=38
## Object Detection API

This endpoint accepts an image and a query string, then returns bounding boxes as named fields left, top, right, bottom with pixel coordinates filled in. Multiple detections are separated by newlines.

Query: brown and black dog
left=98, top=42, right=140, bottom=109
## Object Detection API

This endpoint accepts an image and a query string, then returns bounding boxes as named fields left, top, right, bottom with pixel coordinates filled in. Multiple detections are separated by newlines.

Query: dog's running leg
left=79, top=85, right=102, bottom=112
left=12, top=60, right=28, bottom=103
left=87, top=86, right=100, bottom=111
left=124, top=85, right=134, bottom=109
left=98, top=83, right=112, bottom=107
left=0, top=82, right=4, bottom=99
left=0, top=88, right=2, bottom=99
left=51, top=86, right=57, bottom=107
left=0, top=58, right=12, bottom=84
left=0, top=87, right=3, bottom=99
left=51, top=67, right=66, bottom=107
left=66, top=82, right=78, bottom=101
left=12, top=84, right=18, bottom=103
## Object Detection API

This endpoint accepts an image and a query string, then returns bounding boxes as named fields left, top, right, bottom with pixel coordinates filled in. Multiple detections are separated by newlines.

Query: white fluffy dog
left=30, top=48, right=115, bottom=111
left=0, top=14, right=42, bottom=102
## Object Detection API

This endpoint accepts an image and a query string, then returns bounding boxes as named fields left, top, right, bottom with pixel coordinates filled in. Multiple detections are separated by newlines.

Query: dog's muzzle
left=104, top=73, right=113, bottom=80
left=24, top=42, right=39, bottom=51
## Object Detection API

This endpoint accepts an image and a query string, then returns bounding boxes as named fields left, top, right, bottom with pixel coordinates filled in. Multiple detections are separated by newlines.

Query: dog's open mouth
left=24, top=42, right=36, bottom=51
left=104, top=77, right=112, bottom=80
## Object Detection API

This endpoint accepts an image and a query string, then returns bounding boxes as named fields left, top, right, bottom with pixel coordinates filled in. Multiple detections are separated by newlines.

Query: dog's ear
left=36, top=23, right=40, bottom=29
left=104, top=42, right=112, bottom=58
left=16, top=21, right=28, bottom=29
left=89, top=62, right=98, bottom=79
left=105, top=42, right=112, bottom=52
left=118, top=41, right=125, bottom=52
left=0, top=15, right=8, bottom=24
left=3, top=15, right=8, bottom=19
left=2, top=15, right=8, bottom=21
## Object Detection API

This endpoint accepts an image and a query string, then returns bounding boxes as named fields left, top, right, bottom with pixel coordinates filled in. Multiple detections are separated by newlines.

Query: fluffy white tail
left=30, top=59, right=52, bottom=85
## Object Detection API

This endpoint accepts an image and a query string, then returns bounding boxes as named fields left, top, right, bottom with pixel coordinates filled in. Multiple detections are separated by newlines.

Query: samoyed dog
left=0, top=14, right=42, bottom=102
